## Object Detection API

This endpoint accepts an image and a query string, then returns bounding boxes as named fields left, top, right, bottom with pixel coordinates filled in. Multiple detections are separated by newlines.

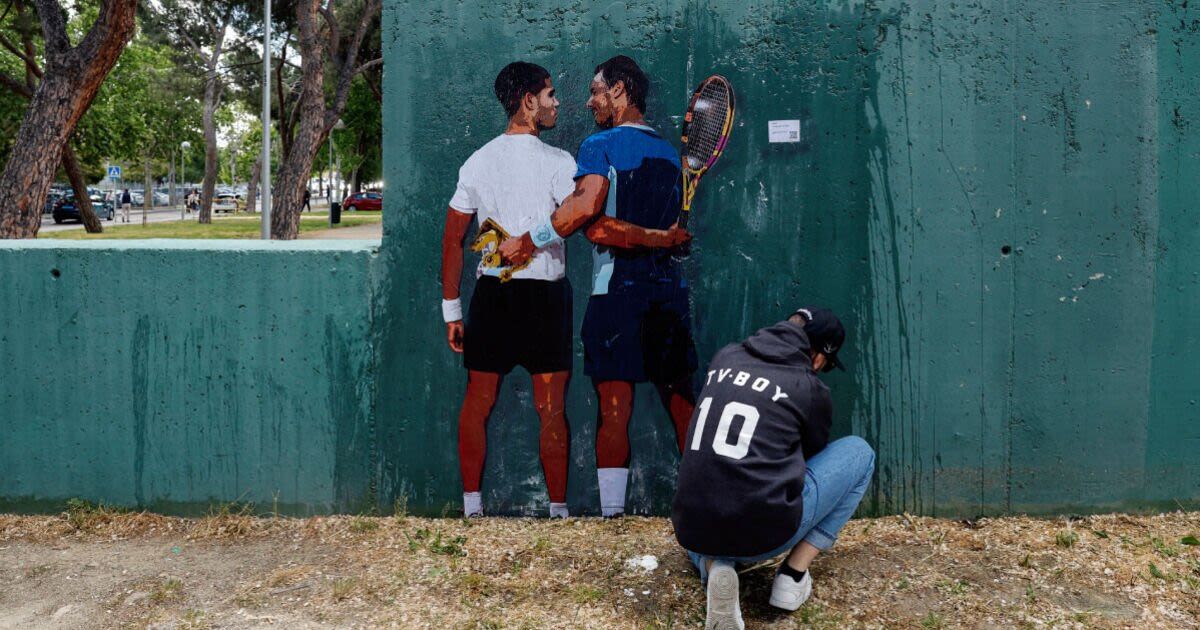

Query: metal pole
left=177, top=151, right=183, bottom=221
left=260, top=0, right=272, bottom=239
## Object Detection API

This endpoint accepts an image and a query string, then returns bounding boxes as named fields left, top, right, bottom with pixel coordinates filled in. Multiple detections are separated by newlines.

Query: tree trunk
left=246, top=154, right=262, bottom=214
left=271, top=0, right=326, bottom=240
left=62, top=144, right=103, bottom=233
left=271, top=0, right=380, bottom=239
left=0, top=0, right=137, bottom=238
left=199, top=77, right=219, bottom=224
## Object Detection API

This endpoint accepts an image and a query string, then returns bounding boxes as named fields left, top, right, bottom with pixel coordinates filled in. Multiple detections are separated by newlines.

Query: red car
left=342, top=191, right=382, bottom=211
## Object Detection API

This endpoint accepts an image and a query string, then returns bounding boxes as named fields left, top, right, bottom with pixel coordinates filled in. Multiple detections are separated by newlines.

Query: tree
left=152, top=0, right=248, bottom=224
left=0, top=0, right=137, bottom=238
left=270, top=0, right=379, bottom=240
left=0, top=0, right=108, bottom=233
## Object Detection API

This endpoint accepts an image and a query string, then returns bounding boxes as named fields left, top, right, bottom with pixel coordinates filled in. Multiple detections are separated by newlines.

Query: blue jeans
left=687, top=436, right=876, bottom=583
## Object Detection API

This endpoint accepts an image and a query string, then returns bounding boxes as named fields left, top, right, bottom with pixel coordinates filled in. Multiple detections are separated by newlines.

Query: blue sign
left=107, top=165, right=122, bottom=179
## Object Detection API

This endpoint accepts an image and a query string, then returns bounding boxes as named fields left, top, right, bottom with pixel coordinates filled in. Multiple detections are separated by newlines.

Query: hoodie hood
left=742, top=321, right=812, bottom=366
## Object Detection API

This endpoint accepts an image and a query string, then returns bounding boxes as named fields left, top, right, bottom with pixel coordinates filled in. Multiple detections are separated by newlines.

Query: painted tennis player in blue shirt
left=500, top=55, right=696, bottom=517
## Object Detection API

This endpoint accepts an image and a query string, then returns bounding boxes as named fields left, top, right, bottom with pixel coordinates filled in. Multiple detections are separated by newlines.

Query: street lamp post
left=261, top=0, right=272, bottom=239
left=328, top=119, right=346, bottom=227
left=180, top=141, right=191, bottom=220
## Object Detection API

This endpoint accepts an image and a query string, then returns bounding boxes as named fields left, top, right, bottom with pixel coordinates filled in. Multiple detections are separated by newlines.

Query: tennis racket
left=679, top=75, right=736, bottom=230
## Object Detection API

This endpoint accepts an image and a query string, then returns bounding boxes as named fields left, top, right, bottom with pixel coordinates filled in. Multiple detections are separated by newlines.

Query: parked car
left=44, top=190, right=66, bottom=216
left=130, top=191, right=170, bottom=206
left=212, top=192, right=244, bottom=213
left=342, top=191, right=382, bottom=211
left=52, top=192, right=115, bottom=223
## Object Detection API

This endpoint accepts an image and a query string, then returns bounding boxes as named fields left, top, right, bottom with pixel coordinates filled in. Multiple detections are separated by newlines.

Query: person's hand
left=665, top=223, right=692, bottom=248
left=648, top=223, right=692, bottom=250
left=447, top=321, right=465, bottom=353
left=498, top=232, right=536, bottom=267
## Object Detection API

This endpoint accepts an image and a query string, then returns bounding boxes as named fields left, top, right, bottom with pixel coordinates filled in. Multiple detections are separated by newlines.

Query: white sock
left=463, top=492, right=482, bottom=517
left=549, top=502, right=569, bottom=519
left=598, top=468, right=629, bottom=517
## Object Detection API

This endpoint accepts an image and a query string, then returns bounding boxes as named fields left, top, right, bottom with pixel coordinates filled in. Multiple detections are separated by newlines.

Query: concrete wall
left=1, top=0, right=1197, bottom=518
left=0, top=241, right=380, bottom=515
left=376, top=0, right=1200, bottom=517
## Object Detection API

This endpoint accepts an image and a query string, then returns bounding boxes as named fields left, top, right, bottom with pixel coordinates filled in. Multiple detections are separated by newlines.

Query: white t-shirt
left=449, top=134, right=577, bottom=281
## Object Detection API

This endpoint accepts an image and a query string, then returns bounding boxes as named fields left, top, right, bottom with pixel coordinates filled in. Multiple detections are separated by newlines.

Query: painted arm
left=497, top=175, right=610, bottom=266
left=441, top=207, right=473, bottom=352
left=584, top=215, right=691, bottom=250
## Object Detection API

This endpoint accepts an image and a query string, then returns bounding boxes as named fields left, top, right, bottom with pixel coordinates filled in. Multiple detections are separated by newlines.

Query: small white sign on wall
left=768, top=120, right=801, bottom=143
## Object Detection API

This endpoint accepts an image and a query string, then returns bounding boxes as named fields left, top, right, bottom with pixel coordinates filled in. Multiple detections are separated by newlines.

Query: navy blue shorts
left=582, top=281, right=698, bottom=383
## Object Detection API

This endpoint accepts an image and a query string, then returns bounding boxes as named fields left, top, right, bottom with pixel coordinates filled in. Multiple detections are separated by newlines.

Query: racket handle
left=678, top=209, right=691, bottom=230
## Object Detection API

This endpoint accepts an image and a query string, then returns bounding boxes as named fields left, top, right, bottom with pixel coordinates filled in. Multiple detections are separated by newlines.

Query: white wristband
left=531, top=220, right=563, bottom=249
left=442, top=298, right=463, bottom=323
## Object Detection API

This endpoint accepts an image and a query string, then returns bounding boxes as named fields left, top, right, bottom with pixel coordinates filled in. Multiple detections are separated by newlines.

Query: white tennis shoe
left=705, top=561, right=744, bottom=630
left=768, top=569, right=812, bottom=611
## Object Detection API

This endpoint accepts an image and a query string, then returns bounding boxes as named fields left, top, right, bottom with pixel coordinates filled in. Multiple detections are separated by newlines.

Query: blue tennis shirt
left=574, top=124, right=683, bottom=295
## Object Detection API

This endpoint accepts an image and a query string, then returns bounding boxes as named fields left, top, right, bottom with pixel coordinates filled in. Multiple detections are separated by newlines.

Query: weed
left=570, top=584, right=604, bottom=605
left=63, top=498, right=126, bottom=530
left=429, top=531, right=468, bottom=557
left=332, top=577, right=358, bottom=601
left=178, top=609, right=210, bottom=630
left=350, top=516, right=380, bottom=533
left=1018, top=554, right=1033, bottom=569
left=1181, top=535, right=1199, bottom=546
left=1055, top=530, right=1078, bottom=549
left=1151, top=537, right=1179, bottom=558
left=936, top=579, right=970, bottom=595
left=797, top=602, right=843, bottom=628
left=531, top=536, right=550, bottom=553
left=920, top=612, right=945, bottom=629
left=232, top=592, right=264, bottom=609
left=1090, top=529, right=1109, bottom=539
left=151, top=578, right=184, bottom=603
left=458, top=572, right=492, bottom=596
left=23, top=565, right=52, bottom=579
left=1148, top=562, right=1168, bottom=580
left=393, top=493, right=409, bottom=521
left=1025, top=583, right=1037, bottom=603
left=896, top=576, right=910, bottom=590
left=1071, top=611, right=1091, bottom=624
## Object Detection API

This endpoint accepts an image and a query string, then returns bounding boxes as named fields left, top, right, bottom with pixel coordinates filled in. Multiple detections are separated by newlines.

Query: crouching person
left=671, top=307, right=875, bottom=629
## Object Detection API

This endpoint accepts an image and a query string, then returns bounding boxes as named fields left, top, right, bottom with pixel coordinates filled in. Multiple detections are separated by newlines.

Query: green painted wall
left=376, top=0, right=1200, bottom=517
left=2, top=0, right=1197, bottom=519
left=0, top=241, right=380, bottom=515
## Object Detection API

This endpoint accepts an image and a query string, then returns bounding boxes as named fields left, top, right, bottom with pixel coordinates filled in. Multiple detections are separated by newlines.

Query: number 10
left=689, top=397, right=760, bottom=460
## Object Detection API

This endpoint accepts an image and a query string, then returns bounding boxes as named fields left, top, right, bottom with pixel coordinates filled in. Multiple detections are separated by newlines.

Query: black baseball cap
left=793, top=307, right=846, bottom=372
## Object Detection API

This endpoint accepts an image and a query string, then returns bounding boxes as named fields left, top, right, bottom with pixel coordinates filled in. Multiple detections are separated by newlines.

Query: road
left=39, top=206, right=202, bottom=233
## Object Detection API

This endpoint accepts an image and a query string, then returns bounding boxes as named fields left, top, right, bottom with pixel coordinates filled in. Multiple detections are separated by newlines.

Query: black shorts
left=463, top=276, right=573, bottom=375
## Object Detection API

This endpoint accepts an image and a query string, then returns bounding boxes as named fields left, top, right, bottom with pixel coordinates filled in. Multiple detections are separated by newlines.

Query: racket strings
left=685, top=81, right=732, bottom=169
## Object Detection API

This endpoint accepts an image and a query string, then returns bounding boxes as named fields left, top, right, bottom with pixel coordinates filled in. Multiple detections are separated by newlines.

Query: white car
left=212, top=193, right=244, bottom=213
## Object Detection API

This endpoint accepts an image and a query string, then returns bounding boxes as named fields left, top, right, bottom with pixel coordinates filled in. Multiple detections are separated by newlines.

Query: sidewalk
left=299, top=221, right=382, bottom=240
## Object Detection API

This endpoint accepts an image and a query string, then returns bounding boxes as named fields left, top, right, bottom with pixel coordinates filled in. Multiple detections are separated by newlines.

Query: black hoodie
left=671, top=321, right=832, bottom=557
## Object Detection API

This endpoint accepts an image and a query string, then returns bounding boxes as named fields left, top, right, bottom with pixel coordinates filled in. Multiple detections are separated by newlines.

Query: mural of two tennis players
left=440, top=55, right=875, bottom=624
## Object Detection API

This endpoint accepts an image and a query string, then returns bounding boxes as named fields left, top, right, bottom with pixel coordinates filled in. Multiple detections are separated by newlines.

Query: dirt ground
left=1, top=507, right=1197, bottom=629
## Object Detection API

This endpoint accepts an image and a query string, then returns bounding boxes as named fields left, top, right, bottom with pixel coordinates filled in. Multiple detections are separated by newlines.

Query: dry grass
left=1, top=508, right=1198, bottom=628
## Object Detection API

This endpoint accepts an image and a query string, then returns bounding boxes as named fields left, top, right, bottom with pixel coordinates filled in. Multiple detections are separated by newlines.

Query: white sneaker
left=705, top=561, right=744, bottom=630
left=768, top=570, right=812, bottom=611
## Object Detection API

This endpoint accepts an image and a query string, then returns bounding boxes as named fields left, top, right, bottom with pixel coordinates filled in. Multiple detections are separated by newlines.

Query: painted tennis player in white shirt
left=439, top=62, right=576, bottom=519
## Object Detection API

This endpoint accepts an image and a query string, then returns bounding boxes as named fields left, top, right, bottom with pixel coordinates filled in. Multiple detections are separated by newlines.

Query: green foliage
left=1055, top=529, right=1079, bottom=549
